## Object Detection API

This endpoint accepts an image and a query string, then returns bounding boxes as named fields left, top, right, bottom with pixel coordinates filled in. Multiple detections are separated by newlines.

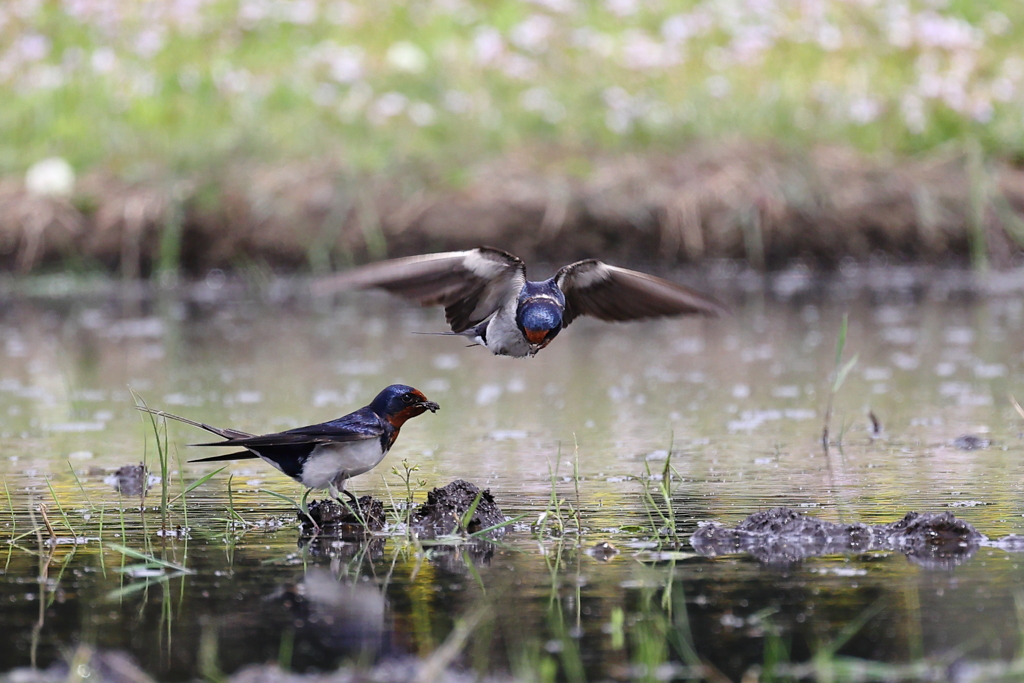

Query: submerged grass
left=44, top=479, right=78, bottom=539
left=640, top=436, right=682, bottom=549
left=132, top=390, right=172, bottom=531
left=821, top=313, right=859, bottom=458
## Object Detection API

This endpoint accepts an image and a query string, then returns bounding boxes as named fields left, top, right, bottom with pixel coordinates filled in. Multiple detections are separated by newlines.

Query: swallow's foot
left=340, top=489, right=359, bottom=511
left=329, top=482, right=360, bottom=512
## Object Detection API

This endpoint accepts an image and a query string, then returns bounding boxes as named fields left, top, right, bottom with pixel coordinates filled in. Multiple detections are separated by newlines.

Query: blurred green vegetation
left=2, top=0, right=1023, bottom=178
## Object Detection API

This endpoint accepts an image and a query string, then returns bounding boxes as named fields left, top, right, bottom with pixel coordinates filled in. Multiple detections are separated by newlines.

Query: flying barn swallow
left=313, top=247, right=728, bottom=357
left=139, top=385, right=438, bottom=506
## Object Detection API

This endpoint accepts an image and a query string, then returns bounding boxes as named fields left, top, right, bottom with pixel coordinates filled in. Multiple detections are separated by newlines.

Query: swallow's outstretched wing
left=554, top=260, right=728, bottom=327
left=312, top=247, right=527, bottom=333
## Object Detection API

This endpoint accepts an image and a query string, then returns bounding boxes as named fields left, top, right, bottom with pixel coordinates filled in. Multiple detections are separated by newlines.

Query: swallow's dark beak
left=419, top=400, right=440, bottom=413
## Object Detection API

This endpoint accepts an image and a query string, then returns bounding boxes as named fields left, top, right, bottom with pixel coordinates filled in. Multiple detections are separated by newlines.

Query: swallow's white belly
left=484, top=310, right=531, bottom=357
left=285, top=439, right=387, bottom=489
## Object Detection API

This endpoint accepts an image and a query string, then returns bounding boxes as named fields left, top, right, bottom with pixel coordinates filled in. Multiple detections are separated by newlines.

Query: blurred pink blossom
left=499, top=53, right=537, bottom=80
left=324, top=2, right=363, bottom=26
left=605, top=0, right=638, bottom=19
left=620, top=30, right=678, bottom=70
left=848, top=96, right=881, bottom=124
left=134, top=28, right=165, bottom=59
left=473, top=27, right=504, bottom=65
left=915, top=12, right=980, bottom=50
left=524, top=0, right=575, bottom=14
left=408, top=101, right=436, bottom=127
left=519, top=86, right=565, bottom=123
left=91, top=47, right=117, bottom=74
left=511, top=14, right=555, bottom=53
left=17, top=34, right=51, bottom=62
left=706, top=75, right=731, bottom=98
left=900, top=94, right=926, bottom=134
left=369, top=91, right=408, bottom=124
left=571, top=28, right=614, bottom=58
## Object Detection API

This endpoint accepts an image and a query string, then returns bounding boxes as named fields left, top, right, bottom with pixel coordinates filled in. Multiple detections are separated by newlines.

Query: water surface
left=3, top=270, right=1024, bottom=680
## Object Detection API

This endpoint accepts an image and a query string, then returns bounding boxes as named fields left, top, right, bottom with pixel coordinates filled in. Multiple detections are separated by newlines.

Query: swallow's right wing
left=555, top=260, right=729, bottom=327
left=312, top=247, right=527, bottom=333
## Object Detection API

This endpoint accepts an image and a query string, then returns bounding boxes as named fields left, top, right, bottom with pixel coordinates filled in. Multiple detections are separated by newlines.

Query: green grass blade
left=169, top=466, right=228, bottom=504
left=260, top=489, right=300, bottom=508
left=105, top=543, right=191, bottom=573
left=468, top=513, right=530, bottom=539
left=832, top=353, right=860, bottom=393
left=44, top=478, right=77, bottom=537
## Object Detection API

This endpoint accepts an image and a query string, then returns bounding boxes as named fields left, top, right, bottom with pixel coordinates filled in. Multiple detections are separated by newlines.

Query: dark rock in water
left=953, top=434, right=990, bottom=450
left=880, top=511, right=983, bottom=569
left=106, top=464, right=150, bottom=497
left=411, top=479, right=506, bottom=537
left=691, top=507, right=982, bottom=569
left=586, top=541, right=620, bottom=561
left=299, top=497, right=386, bottom=538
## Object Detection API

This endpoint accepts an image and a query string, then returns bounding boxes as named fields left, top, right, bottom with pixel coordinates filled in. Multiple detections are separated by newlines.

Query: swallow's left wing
left=193, top=411, right=384, bottom=449
left=554, top=260, right=728, bottom=327
left=311, top=247, right=526, bottom=332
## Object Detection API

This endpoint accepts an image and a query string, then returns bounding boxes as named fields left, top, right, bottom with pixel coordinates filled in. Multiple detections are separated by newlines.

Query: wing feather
left=555, top=260, right=728, bottom=327
left=194, top=414, right=383, bottom=448
left=312, top=247, right=526, bottom=333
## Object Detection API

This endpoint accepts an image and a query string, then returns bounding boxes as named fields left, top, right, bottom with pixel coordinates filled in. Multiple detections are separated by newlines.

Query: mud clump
left=411, top=480, right=507, bottom=537
left=297, top=480, right=507, bottom=540
left=105, top=464, right=150, bottom=497
left=691, top=507, right=983, bottom=569
left=953, top=434, right=990, bottom=450
left=300, top=497, right=386, bottom=538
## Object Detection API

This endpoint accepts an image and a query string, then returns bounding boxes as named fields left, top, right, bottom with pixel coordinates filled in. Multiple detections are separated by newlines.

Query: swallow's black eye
left=402, top=393, right=415, bottom=403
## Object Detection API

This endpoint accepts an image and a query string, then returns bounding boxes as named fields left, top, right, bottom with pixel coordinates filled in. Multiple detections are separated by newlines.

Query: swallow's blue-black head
left=516, top=299, right=563, bottom=352
left=370, top=384, right=440, bottom=426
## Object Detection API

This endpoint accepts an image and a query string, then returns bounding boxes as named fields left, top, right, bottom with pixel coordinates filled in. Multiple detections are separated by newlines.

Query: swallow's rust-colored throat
left=386, top=401, right=440, bottom=427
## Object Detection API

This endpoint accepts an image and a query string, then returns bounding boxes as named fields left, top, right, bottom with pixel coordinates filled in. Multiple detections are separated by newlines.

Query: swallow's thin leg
left=300, top=487, right=320, bottom=532
left=328, top=480, right=359, bottom=511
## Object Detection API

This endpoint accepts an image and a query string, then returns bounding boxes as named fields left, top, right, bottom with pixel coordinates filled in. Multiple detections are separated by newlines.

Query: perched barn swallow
left=313, top=247, right=728, bottom=357
left=139, top=385, right=438, bottom=505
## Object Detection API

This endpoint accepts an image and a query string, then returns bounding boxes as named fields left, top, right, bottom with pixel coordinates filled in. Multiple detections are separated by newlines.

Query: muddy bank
left=3, top=143, right=1024, bottom=276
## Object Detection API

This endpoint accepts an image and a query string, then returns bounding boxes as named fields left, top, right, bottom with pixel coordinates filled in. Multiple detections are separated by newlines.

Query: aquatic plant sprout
left=1, top=0, right=1023, bottom=173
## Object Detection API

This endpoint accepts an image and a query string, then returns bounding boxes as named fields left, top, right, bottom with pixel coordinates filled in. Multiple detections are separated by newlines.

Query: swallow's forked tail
left=189, top=451, right=260, bottom=463
left=135, top=406, right=260, bottom=463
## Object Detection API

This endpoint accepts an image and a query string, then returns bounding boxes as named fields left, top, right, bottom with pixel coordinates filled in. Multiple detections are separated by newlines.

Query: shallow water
left=3, top=270, right=1024, bottom=681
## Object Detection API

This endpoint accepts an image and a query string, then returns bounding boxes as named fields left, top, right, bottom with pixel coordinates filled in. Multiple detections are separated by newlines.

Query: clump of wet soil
left=300, top=497, right=386, bottom=537
left=953, top=434, right=990, bottom=450
left=410, top=479, right=506, bottom=537
left=298, top=480, right=506, bottom=539
left=691, top=507, right=984, bottom=569
left=104, top=464, right=150, bottom=497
